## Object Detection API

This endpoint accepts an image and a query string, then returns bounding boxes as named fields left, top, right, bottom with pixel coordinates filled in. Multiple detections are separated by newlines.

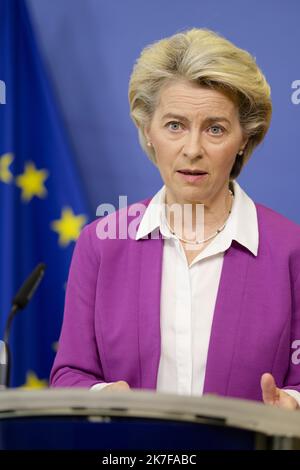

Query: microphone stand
left=0, top=263, right=46, bottom=389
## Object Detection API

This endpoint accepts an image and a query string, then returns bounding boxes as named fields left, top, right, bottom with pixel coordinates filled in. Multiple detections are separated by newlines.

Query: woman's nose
left=182, top=131, right=204, bottom=159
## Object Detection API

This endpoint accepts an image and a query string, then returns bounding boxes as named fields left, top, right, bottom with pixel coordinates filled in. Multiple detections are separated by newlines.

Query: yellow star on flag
left=15, top=161, right=49, bottom=202
left=0, top=152, right=14, bottom=183
left=51, top=207, right=87, bottom=247
left=21, top=371, right=48, bottom=390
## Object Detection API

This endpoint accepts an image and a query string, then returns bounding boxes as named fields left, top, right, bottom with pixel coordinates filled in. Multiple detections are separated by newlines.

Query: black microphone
left=0, top=263, right=46, bottom=389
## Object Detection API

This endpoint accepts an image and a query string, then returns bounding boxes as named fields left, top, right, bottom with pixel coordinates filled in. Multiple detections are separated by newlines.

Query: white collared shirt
left=136, top=180, right=258, bottom=395
left=92, top=181, right=300, bottom=405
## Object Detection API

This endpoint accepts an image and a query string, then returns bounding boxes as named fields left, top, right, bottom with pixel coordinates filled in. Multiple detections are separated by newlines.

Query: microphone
left=0, top=263, right=46, bottom=389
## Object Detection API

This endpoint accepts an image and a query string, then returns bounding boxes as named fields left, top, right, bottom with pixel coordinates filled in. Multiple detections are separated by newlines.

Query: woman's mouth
left=177, top=169, right=208, bottom=183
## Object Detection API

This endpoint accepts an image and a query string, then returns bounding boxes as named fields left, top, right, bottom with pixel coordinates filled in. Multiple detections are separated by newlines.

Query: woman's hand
left=104, top=380, right=131, bottom=391
left=261, top=373, right=299, bottom=410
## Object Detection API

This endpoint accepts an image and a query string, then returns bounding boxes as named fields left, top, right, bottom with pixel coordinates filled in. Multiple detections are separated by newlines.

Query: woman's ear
left=241, top=134, right=249, bottom=151
left=144, top=124, right=151, bottom=143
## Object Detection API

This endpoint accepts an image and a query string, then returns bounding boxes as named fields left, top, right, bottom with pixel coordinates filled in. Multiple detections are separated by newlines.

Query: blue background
left=27, top=0, right=300, bottom=222
left=0, top=0, right=89, bottom=386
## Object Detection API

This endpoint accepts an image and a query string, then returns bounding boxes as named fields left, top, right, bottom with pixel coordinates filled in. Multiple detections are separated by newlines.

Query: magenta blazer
left=50, top=198, right=300, bottom=402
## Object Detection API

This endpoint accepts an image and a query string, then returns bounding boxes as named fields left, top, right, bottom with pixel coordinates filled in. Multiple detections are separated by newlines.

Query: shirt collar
left=135, top=181, right=258, bottom=256
left=227, top=180, right=258, bottom=256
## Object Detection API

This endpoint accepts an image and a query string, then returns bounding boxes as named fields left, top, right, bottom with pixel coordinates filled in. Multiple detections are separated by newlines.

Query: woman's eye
left=209, top=125, right=224, bottom=135
left=167, top=121, right=182, bottom=131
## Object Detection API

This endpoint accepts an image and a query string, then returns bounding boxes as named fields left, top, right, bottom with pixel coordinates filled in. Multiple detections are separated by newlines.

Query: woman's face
left=145, top=80, right=248, bottom=206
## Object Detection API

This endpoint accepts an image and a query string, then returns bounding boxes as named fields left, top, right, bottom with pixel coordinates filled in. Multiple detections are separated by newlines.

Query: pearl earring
left=147, top=141, right=152, bottom=147
left=238, top=150, right=244, bottom=156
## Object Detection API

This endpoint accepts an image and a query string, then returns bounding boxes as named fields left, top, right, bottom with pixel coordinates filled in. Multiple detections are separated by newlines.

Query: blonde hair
left=128, top=28, right=272, bottom=179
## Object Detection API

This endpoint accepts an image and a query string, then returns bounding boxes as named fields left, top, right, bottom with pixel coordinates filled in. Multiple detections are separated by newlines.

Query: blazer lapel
left=203, top=241, right=251, bottom=396
left=138, top=232, right=164, bottom=389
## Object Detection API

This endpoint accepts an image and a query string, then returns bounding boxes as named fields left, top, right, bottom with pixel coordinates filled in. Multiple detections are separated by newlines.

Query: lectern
left=0, top=389, right=300, bottom=450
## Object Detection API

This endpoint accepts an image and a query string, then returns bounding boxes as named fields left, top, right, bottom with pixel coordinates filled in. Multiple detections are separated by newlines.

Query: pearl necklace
left=165, top=190, right=234, bottom=245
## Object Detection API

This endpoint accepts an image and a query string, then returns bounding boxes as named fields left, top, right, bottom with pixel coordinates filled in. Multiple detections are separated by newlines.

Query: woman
left=50, top=28, right=300, bottom=410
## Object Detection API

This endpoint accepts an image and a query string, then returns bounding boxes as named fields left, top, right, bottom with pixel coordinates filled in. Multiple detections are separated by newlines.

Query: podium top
left=0, top=388, right=300, bottom=438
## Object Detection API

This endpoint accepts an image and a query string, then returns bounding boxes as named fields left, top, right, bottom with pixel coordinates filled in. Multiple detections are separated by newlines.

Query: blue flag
left=0, top=0, right=89, bottom=387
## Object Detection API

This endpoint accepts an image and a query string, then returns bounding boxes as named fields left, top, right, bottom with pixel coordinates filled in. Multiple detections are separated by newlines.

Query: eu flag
left=0, top=0, right=89, bottom=387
